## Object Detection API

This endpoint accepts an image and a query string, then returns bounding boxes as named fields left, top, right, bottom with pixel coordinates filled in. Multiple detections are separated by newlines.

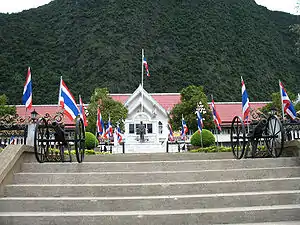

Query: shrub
left=190, top=129, right=215, bottom=147
left=48, top=148, right=110, bottom=155
left=85, top=132, right=98, bottom=150
left=189, top=146, right=231, bottom=153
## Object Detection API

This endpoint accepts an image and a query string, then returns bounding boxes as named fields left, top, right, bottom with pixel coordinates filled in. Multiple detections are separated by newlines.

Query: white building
left=123, top=85, right=170, bottom=153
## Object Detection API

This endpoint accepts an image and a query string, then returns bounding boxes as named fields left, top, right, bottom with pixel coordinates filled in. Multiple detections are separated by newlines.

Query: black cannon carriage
left=34, top=116, right=85, bottom=163
left=230, top=114, right=284, bottom=159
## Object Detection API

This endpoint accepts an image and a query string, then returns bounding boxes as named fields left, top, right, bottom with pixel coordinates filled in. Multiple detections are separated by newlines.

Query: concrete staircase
left=0, top=153, right=300, bottom=224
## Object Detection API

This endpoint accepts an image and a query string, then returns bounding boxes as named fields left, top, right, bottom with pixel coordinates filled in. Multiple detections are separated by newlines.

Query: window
left=129, top=124, right=134, bottom=134
left=147, top=124, right=152, bottom=133
left=158, top=121, right=163, bottom=134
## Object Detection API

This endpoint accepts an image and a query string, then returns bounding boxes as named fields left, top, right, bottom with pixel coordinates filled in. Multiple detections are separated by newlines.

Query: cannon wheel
left=34, top=118, right=49, bottom=163
left=230, top=116, right=246, bottom=159
left=75, top=117, right=85, bottom=163
left=265, top=115, right=284, bottom=157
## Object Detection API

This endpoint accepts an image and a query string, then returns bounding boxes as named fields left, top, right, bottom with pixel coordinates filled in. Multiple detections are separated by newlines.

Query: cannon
left=34, top=117, right=85, bottom=163
left=230, top=114, right=284, bottom=159
left=52, top=121, right=67, bottom=144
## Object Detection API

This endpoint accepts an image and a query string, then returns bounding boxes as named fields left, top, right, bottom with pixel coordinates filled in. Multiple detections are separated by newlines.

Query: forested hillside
left=0, top=0, right=299, bottom=104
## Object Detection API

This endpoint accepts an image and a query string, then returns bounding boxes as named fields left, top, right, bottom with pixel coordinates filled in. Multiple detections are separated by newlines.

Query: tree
left=0, top=94, right=16, bottom=116
left=170, top=85, right=213, bottom=133
left=86, top=88, right=128, bottom=133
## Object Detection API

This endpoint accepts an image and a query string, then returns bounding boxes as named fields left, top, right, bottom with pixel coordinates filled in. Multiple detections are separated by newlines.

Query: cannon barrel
left=52, top=122, right=66, bottom=143
left=253, top=118, right=267, bottom=136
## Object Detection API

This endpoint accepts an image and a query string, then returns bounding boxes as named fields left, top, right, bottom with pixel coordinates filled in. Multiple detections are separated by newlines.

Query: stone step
left=0, top=191, right=299, bottom=212
left=221, top=222, right=300, bottom=225
left=83, top=152, right=233, bottom=161
left=12, top=167, right=300, bottom=184
left=4, top=178, right=300, bottom=197
left=0, top=205, right=299, bottom=225
left=20, top=157, right=300, bottom=173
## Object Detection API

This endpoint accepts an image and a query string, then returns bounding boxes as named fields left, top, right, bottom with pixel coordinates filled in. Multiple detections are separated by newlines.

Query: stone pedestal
left=282, top=140, right=300, bottom=157
left=26, top=124, right=36, bottom=147
left=125, top=143, right=165, bottom=153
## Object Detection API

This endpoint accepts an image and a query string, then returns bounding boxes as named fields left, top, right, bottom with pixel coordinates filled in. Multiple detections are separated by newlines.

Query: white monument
left=123, top=84, right=169, bottom=153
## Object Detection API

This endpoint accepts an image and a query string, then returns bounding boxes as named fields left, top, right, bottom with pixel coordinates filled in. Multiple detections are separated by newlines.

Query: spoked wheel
left=34, top=118, right=49, bottom=163
left=265, top=115, right=284, bottom=157
left=230, top=116, right=246, bottom=159
left=75, top=117, right=85, bottom=163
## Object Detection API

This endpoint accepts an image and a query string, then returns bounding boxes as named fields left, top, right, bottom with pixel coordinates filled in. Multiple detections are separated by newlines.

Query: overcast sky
left=0, top=0, right=298, bottom=14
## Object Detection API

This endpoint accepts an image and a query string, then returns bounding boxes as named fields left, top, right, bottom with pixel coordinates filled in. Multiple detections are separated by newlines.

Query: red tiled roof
left=16, top=105, right=72, bottom=123
left=110, top=94, right=130, bottom=104
left=15, top=94, right=268, bottom=125
left=213, top=102, right=267, bottom=123
left=151, top=94, right=181, bottom=112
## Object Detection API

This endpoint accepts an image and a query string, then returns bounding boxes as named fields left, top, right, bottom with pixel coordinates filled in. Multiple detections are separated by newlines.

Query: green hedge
left=190, top=146, right=231, bottom=153
left=190, top=129, right=215, bottom=147
left=85, top=132, right=99, bottom=150
left=48, top=148, right=111, bottom=155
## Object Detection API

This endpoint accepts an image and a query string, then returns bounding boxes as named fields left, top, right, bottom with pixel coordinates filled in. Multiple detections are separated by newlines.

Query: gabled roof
left=124, top=84, right=168, bottom=116
left=110, top=93, right=181, bottom=111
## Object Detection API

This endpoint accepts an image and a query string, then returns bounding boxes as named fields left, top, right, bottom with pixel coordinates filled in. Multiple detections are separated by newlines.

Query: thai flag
left=143, top=57, right=150, bottom=77
left=211, top=98, right=222, bottom=131
left=279, top=81, right=297, bottom=120
left=115, top=125, right=123, bottom=143
left=9, top=136, right=15, bottom=145
left=168, top=123, right=175, bottom=141
left=104, top=116, right=113, bottom=138
left=79, top=95, right=88, bottom=127
left=58, top=77, right=79, bottom=121
left=196, top=110, right=204, bottom=133
left=241, top=77, right=250, bottom=121
left=96, top=108, right=105, bottom=136
left=22, top=67, right=32, bottom=110
left=181, top=117, right=188, bottom=139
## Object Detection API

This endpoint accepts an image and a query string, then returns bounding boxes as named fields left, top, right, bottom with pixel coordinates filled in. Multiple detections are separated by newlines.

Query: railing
left=284, top=122, right=300, bottom=141
left=96, top=142, right=125, bottom=154
left=0, top=124, right=27, bottom=148
left=166, top=141, right=190, bottom=153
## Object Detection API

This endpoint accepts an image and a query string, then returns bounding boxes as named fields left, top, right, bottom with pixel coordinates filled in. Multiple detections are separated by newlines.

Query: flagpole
left=141, top=49, right=144, bottom=112
left=211, top=95, right=219, bottom=147
left=279, top=80, right=284, bottom=120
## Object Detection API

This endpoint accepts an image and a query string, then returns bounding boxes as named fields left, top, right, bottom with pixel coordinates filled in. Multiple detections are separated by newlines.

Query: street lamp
left=31, top=109, right=38, bottom=123
left=196, top=101, right=206, bottom=117
left=270, top=107, right=277, bottom=116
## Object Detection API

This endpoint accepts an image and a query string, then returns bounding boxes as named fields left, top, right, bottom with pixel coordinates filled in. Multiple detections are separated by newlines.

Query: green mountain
left=0, top=0, right=299, bottom=104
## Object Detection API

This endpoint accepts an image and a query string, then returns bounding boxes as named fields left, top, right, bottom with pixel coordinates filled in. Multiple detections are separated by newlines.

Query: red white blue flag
left=143, top=57, right=150, bottom=77
left=211, top=98, right=222, bottom=131
left=22, top=67, right=32, bottom=110
left=168, top=122, right=175, bottom=141
left=9, top=136, right=15, bottom=145
left=58, top=77, right=79, bottom=121
left=96, top=108, right=105, bottom=136
left=241, top=77, right=250, bottom=121
left=104, top=116, right=113, bottom=138
left=181, top=117, right=188, bottom=139
left=196, top=110, right=204, bottom=133
left=279, top=81, right=297, bottom=120
left=79, top=95, right=88, bottom=127
left=115, top=125, right=123, bottom=143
